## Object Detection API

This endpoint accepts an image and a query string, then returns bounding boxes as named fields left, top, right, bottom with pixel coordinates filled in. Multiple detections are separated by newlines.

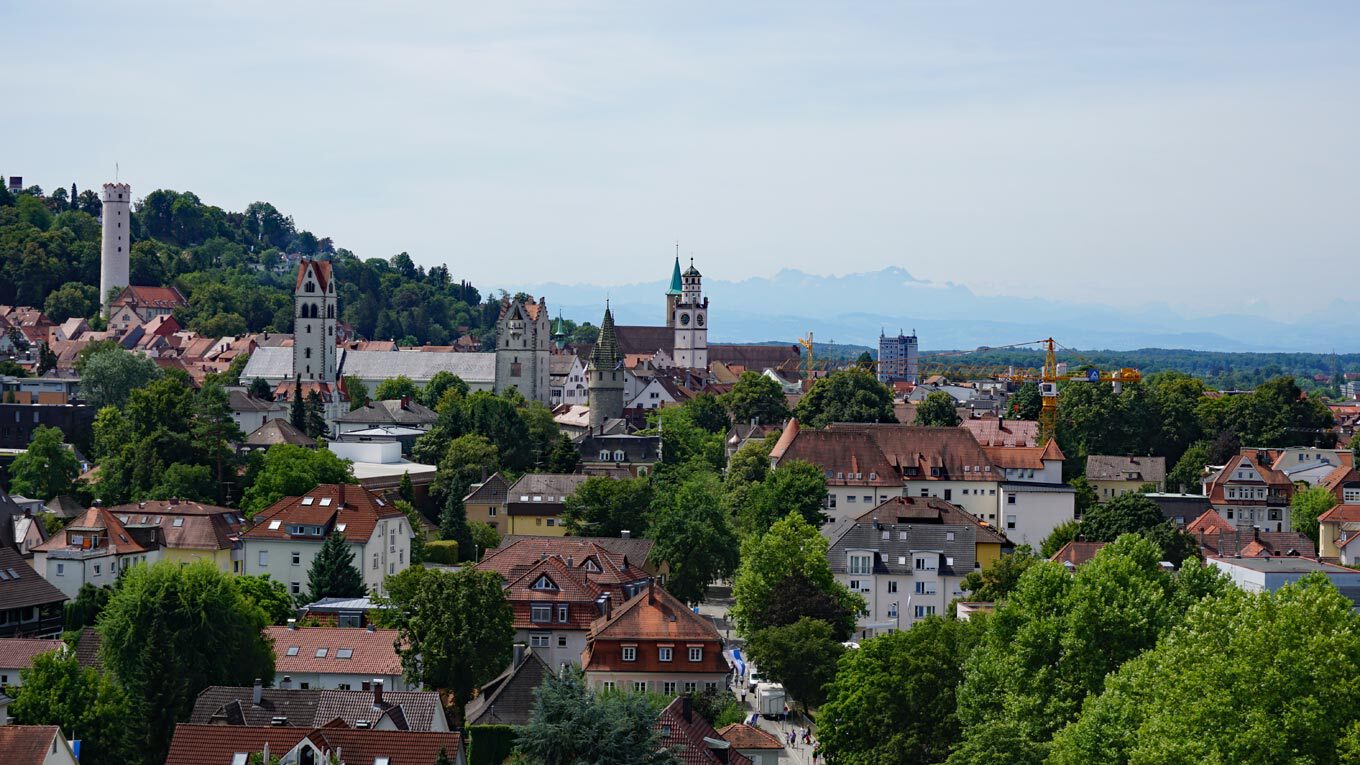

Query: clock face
left=680, top=313, right=691, bottom=326
left=696, top=314, right=705, bottom=327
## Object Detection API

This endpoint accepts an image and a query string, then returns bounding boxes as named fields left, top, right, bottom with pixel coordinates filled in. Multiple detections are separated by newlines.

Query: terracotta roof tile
left=265, top=626, right=403, bottom=677
left=718, top=723, right=784, bottom=750
left=1084, top=455, right=1167, bottom=483
left=32, top=506, right=149, bottom=555
left=0, top=726, right=66, bottom=765
left=1048, top=540, right=1108, bottom=567
left=244, top=484, right=403, bottom=543
left=657, top=697, right=754, bottom=765
left=0, top=638, right=64, bottom=670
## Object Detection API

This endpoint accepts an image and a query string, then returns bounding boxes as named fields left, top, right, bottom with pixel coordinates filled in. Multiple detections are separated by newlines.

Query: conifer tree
left=289, top=375, right=305, bottom=431
left=440, top=485, right=476, bottom=561
left=307, top=531, right=365, bottom=602
left=304, top=390, right=327, bottom=438
left=399, top=471, right=414, bottom=502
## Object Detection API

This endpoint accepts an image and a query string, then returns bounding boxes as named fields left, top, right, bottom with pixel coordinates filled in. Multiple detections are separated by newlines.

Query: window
left=1006, top=515, right=1017, bottom=530
left=887, top=581, right=898, bottom=593
left=557, top=604, right=569, bottom=623
left=622, top=646, right=637, bottom=662
left=55, top=563, right=64, bottom=576
left=705, top=682, right=718, bottom=692
left=531, top=605, right=552, bottom=623
left=530, top=633, right=550, bottom=647
left=663, top=681, right=677, bottom=695
left=849, top=554, right=872, bottom=575
left=558, top=636, right=567, bottom=647
left=684, top=682, right=697, bottom=693
left=291, top=581, right=301, bottom=595
left=336, top=648, right=353, bottom=659
left=863, top=495, right=873, bottom=503
left=946, top=532, right=955, bottom=541
left=1007, top=495, right=1017, bottom=505
left=373, top=553, right=379, bottom=570
left=944, top=489, right=952, bottom=500
left=93, top=564, right=101, bottom=576
left=847, top=495, right=857, bottom=504
left=659, top=647, right=673, bottom=662
left=292, top=551, right=301, bottom=566
left=633, top=681, right=647, bottom=693
left=887, top=603, right=898, bottom=618
left=603, top=681, right=617, bottom=691
left=914, top=605, right=936, bottom=618
left=531, top=575, right=558, bottom=591
left=488, top=507, right=497, bottom=516
left=688, top=647, right=703, bottom=662
left=286, top=646, right=300, bottom=656
left=315, top=648, right=328, bottom=658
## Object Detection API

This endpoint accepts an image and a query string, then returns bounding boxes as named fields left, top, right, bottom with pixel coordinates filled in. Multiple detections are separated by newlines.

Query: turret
left=588, top=304, right=625, bottom=428
left=99, top=182, right=132, bottom=316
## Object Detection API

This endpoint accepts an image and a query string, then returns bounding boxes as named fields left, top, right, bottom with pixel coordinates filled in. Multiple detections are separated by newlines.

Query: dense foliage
left=514, top=666, right=679, bottom=765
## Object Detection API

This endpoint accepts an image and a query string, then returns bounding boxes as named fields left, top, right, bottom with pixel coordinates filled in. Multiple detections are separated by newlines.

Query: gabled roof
left=826, top=423, right=1000, bottom=482
left=657, top=697, right=753, bottom=765
left=1187, top=509, right=1236, bottom=536
left=479, top=538, right=651, bottom=584
left=245, top=418, right=315, bottom=448
left=295, top=258, right=333, bottom=293
left=0, top=638, right=64, bottom=670
left=31, top=506, right=150, bottom=556
left=165, top=724, right=309, bottom=765
left=111, top=285, right=187, bottom=309
left=243, top=484, right=404, bottom=543
left=505, top=473, right=591, bottom=502
left=772, top=428, right=901, bottom=487
left=0, top=545, right=66, bottom=613
left=718, top=723, right=783, bottom=750
left=983, top=439, right=1064, bottom=470
left=464, top=473, right=510, bottom=505
left=334, top=399, right=437, bottom=426
left=504, top=555, right=604, bottom=604
left=108, top=499, right=241, bottom=552
left=961, top=417, right=1039, bottom=447
left=264, top=626, right=403, bottom=676
left=464, top=648, right=552, bottom=726
left=853, top=496, right=1010, bottom=546
left=0, top=726, right=69, bottom=765
left=190, top=686, right=323, bottom=727
left=314, top=689, right=447, bottom=732
left=294, top=727, right=462, bottom=765
left=586, top=583, right=721, bottom=643
left=1085, top=455, right=1166, bottom=482
left=1049, top=540, right=1107, bottom=568
left=1318, top=504, right=1360, bottom=524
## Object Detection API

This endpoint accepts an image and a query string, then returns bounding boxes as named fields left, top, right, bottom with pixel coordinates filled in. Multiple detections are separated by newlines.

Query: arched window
left=305, top=281, right=316, bottom=294
left=326, top=304, right=334, bottom=318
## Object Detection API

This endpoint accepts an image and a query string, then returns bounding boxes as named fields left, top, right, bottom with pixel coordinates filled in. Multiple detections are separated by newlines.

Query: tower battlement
left=101, top=183, right=132, bottom=202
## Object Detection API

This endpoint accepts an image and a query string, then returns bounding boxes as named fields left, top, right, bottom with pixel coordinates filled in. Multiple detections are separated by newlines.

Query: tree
left=1291, top=484, right=1338, bottom=547
left=240, top=444, right=354, bottom=516
left=148, top=462, right=217, bottom=502
left=751, top=571, right=858, bottom=642
left=561, top=476, right=654, bottom=537
left=344, top=375, right=370, bottom=410
left=439, top=489, right=477, bottom=561
left=730, top=513, right=864, bottom=638
left=64, top=583, right=111, bottom=632
left=1039, top=519, right=1081, bottom=558
left=308, top=531, right=366, bottom=602
left=233, top=574, right=297, bottom=625
left=546, top=434, right=581, bottom=473
left=1080, top=492, right=1164, bottom=541
left=374, top=374, right=420, bottom=401
left=647, top=472, right=739, bottom=604
left=11, top=650, right=137, bottom=765
left=398, top=471, right=414, bottom=502
left=469, top=520, right=500, bottom=554
left=420, top=371, right=467, bottom=409
left=100, top=561, right=274, bottom=764
left=303, top=389, right=327, bottom=438
left=745, top=617, right=844, bottom=710
left=514, top=665, right=679, bottom=765
left=915, top=391, right=962, bottom=427
left=248, top=377, right=274, bottom=400
left=289, top=376, right=305, bottom=431
left=683, top=391, right=731, bottom=434
left=432, top=433, right=500, bottom=504
left=1009, top=382, right=1042, bottom=420
left=945, top=720, right=1048, bottom=765
left=794, top=368, right=897, bottom=427
left=738, top=459, right=829, bottom=533
left=723, top=371, right=790, bottom=426
left=646, top=405, right=725, bottom=474
left=820, top=617, right=984, bottom=765
left=377, top=566, right=514, bottom=721
left=79, top=346, right=161, bottom=409
left=1048, top=575, right=1360, bottom=764
left=396, top=499, right=428, bottom=564
left=1068, top=475, right=1099, bottom=518
left=855, top=350, right=875, bottom=368
left=959, top=546, right=1040, bottom=603
left=43, top=281, right=98, bottom=323
left=1167, top=440, right=1210, bottom=493
left=9, top=425, right=78, bottom=499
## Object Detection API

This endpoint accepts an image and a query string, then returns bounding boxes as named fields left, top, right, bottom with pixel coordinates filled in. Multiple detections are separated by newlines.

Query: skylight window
left=320, top=498, right=332, bottom=507
left=286, top=646, right=299, bottom=656
left=315, top=648, right=328, bottom=658
left=6, top=569, right=18, bottom=579
left=0, top=571, right=9, bottom=581
left=302, top=497, right=314, bottom=506
left=173, top=518, right=184, bottom=527
left=269, top=520, right=282, bottom=530
left=376, top=499, right=385, bottom=506
left=336, top=648, right=353, bottom=659
left=336, top=523, right=347, bottom=532
left=232, top=754, right=249, bottom=765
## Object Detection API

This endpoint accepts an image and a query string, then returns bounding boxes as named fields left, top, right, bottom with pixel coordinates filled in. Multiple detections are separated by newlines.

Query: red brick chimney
left=373, top=678, right=384, bottom=706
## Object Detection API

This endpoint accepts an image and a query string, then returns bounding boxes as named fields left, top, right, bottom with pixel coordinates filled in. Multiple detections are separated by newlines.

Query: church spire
left=667, top=248, right=683, bottom=296
left=589, top=303, right=621, bottom=371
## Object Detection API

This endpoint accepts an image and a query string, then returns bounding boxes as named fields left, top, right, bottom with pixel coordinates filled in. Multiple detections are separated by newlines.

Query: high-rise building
left=99, top=183, right=131, bottom=316
left=293, top=258, right=338, bottom=382
left=878, top=330, right=919, bottom=384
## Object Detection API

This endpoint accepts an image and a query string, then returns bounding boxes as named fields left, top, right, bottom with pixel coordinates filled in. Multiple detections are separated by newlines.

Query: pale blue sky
left=3, top=2, right=1357, bottom=320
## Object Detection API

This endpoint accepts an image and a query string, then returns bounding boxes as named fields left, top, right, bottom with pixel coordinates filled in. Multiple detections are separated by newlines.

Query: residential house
left=656, top=696, right=754, bottom=765
left=191, top=682, right=449, bottom=731
left=575, top=432, right=661, bottom=478
left=1188, top=509, right=1316, bottom=558
left=1085, top=455, right=1167, bottom=499
left=228, top=390, right=287, bottom=435
left=164, top=724, right=465, bottom=765
left=718, top=723, right=785, bottom=765
left=581, top=582, right=729, bottom=695
left=0, top=638, right=64, bottom=687
left=503, top=473, right=592, bottom=536
left=334, top=398, right=438, bottom=436
left=1049, top=540, right=1109, bottom=570
left=464, top=473, right=510, bottom=533
left=487, top=535, right=665, bottom=577
left=837, top=496, right=1013, bottom=571
left=0, top=725, right=80, bottom=765
left=264, top=624, right=414, bottom=691
left=1267, top=447, right=1353, bottom=486
left=825, top=505, right=978, bottom=639
left=242, top=418, right=315, bottom=452
left=0, top=547, right=66, bottom=639
left=464, top=645, right=553, bottom=727
left=297, top=596, right=381, bottom=628
left=1143, top=493, right=1215, bottom=527
left=242, top=484, right=412, bottom=597
left=550, top=354, right=589, bottom=407
left=478, top=540, right=651, bottom=669
left=107, top=499, right=243, bottom=573
left=106, top=285, right=187, bottom=332
left=962, top=416, right=1039, bottom=448
left=1317, top=504, right=1360, bottom=565
left=31, top=506, right=161, bottom=599
left=1203, top=451, right=1295, bottom=532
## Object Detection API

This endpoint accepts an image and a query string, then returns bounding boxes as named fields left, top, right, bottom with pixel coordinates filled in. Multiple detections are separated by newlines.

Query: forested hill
left=0, top=182, right=552, bottom=346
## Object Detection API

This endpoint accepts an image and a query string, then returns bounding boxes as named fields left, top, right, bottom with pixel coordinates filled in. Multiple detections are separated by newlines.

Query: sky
left=3, top=2, right=1358, bottom=321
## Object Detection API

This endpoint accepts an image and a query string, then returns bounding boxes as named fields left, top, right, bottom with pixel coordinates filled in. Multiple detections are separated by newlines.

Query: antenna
left=115, top=162, right=119, bottom=182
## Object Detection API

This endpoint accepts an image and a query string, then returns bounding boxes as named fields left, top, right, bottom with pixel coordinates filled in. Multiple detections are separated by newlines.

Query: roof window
left=286, top=646, right=299, bottom=656
left=302, top=497, right=314, bottom=506
left=336, top=523, right=347, bottom=532
left=268, top=520, right=282, bottom=530
left=315, top=648, right=328, bottom=658
left=172, top=518, right=184, bottom=527
left=320, top=498, right=332, bottom=507
left=336, top=648, right=353, bottom=659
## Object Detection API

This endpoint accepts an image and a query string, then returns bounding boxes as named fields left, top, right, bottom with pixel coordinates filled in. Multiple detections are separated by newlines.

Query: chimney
left=566, top=555, right=574, bottom=568
left=648, top=579, right=656, bottom=604
left=367, top=623, right=376, bottom=633
left=337, top=483, right=346, bottom=508
left=681, top=693, right=693, bottom=723
left=281, top=676, right=292, bottom=690
left=621, top=529, right=631, bottom=539
left=253, top=678, right=263, bottom=706
left=287, top=618, right=297, bottom=630
left=373, top=679, right=384, bottom=706
left=400, top=395, right=410, bottom=409
left=513, top=643, right=525, bottom=669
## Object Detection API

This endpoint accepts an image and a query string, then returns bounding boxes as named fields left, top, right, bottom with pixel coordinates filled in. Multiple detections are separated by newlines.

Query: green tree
left=514, top=665, right=679, bottom=765
left=647, top=471, right=739, bottom=604
left=646, top=405, right=725, bottom=474
left=794, top=368, right=897, bottom=427
left=248, top=377, right=274, bottom=400
left=9, top=425, right=79, bottom=499
left=239, top=444, right=354, bottom=516
left=1068, top=475, right=1099, bottom=517
left=432, top=433, right=500, bottom=504
left=43, top=281, right=98, bottom=323
left=420, top=371, right=468, bottom=409
left=915, top=390, right=962, bottom=427
left=303, top=389, right=327, bottom=438
left=959, top=547, right=1040, bottom=602
left=686, top=391, right=732, bottom=434
left=377, top=566, right=514, bottom=722
left=79, top=346, right=161, bottom=409
left=374, top=374, right=419, bottom=401
left=745, top=617, right=844, bottom=710
left=1291, top=484, right=1338, bottom=548
left=562, top=476, right=653, bottom=537
left=470, top=520, right=501, bottom=554
left=11, top=650, right=137, bottom=765
left=855, top=350, right=875, bottom=368
left=945, top=720, right=1048, bottom=765
left=64, top=583, right=111, bottom=632
left=439, top=489, right=477, bottom=561
left=398, top=471, right=414, bottom=503
left=730, top=513, right=864, bottom=638
left=546, top=434, right=582, bottom=473
left=147, top=462, right=217, bottom=502
left=738, top=459, right=829, bottom=533
left=1167, top=440, right=1210, bottom=493
left=289, top=376, right=305, bottom=431
left=723, top=371, right=790, bottom=426
left=1008, top=382, right=1042, bottom=420
left=751, top=571, right=858, bottom=642
left=820, top=617, right=984, bottom=765
left=344, top=375, right=370, bottom=411
left=233, top=574, right=297, bottom=625
left=1080, top=492, right=1164, bottom=541
left=1048, top=575, right=1360, bottom=765
left=100, top=561, right=274, bottom=764
left=1039, top=519, right=1081, bottom=559
left=308, top=531, right=366, bottom=602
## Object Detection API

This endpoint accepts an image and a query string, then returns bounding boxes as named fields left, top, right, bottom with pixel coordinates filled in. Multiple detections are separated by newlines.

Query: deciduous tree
left=514, top=665, right=678, bottom=765
left=1291, top=484, right=1337, bottom=547
left=745, top=617, right=844, bottom=710
left=914, top=391, right=962, bottom=427
left=240, top=444, right=354, bottom=516
left=9, top=425, right=79, bottom=499
left=11, top=650, right=137, bottom=765
left=647, top=472, right=739, bottom=604
left=373, top=374, right=420, bottom=402
left=79, top=346, right=161, bottom=409
left=730, top=513, right=863, bottom=638
left=561, top=476, right=653, bottom=538
left=794, top=368, right=897, bottom=428
left=233, top=574, right=297, bottom=625
left=723, top=371, right=790, bottom=426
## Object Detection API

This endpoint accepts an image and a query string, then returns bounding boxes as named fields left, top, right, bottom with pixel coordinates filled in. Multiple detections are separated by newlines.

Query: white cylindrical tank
left=100, top=182, right=132, bottom=315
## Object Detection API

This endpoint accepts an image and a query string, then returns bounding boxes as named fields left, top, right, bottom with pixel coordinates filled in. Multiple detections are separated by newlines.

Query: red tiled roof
left=505, top=557, right=606, bottom=630
left=31, top=506, right=149, bottom=555
left=1318, top=504, right=1360, bottom=524
left=111, top=285, right=187, bottom=309
left=658, top=698, right=754, bottom=765
left=1187, top=508, right=1236, bottom=536
left=108, top=500, right=241, bottom=551
left=478, top=538, right=647, bottom=585
left=582, top=585, right=726, bottom=674
left=301, top=727, right=462, bottom=765
left=244, top=484, right=403, bottom=543
left=982, top=439, right=1064, bottom=470
left=166, top=725, right=308, bottom=765
left=718, top=723, right=784, bottom=750
left=295, top=258, right=333, bottom=293
left=827, top=423, right=1002, bottom=482
left=1048, top=540, right=1107, bottom=567
left=0, top=638, right=64, bottom=670
left=0, top=726, right=65, bottom=765
left=961, top=418, right=1039, bottom=447
left=264, top=626, right=403, bottom=676
left=773, top=428, right=901, bottom=487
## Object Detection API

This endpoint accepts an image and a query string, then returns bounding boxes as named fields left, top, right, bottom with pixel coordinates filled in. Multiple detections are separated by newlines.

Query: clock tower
left=672, top=258, right=708, bottom=370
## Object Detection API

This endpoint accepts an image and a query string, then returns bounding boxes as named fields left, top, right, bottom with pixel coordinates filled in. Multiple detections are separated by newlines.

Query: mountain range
left=513, top=267, right=1351, bottom=353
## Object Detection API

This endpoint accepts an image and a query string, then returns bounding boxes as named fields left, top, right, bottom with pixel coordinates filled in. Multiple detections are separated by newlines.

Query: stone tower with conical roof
left=588, top=304, right=625, bottom=429
left=665, top=255, right=683, bottom=328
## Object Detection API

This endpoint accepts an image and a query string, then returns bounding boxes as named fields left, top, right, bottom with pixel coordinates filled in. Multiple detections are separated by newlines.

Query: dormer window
left=531, top=575, right=558, bottom=591
left=613, top=450, right=625, bottom=461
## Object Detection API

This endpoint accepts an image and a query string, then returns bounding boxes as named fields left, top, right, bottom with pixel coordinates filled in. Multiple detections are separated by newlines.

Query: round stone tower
left=99, top=183, right=132, bottom=315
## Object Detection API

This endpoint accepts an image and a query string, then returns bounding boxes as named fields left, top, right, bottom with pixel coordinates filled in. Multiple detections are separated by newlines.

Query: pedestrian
left=740, top=688, right=748, bottom=705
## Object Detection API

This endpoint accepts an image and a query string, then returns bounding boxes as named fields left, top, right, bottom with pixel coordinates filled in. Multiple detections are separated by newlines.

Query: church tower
left=665, top=254, right=682, bottom=328
left=587, top=304, right=625, bottom=429
left=494, top=296, right=551, bottom=404
left=99, top=182, right=131, bottom=316
left=672, top=259, right=708, bottom=370
left=293, top=258, right=337, bottom=382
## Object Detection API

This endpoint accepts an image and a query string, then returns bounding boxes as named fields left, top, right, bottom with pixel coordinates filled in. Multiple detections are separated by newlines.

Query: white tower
left=672, top=258, right=708, bottom=370
left=293, top=258, right=338, bottom=382
left=99, top=183, right=131, bottom=316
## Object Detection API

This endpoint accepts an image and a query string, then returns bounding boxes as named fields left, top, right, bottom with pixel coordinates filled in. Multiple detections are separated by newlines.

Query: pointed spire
left=589, top=303, right=621, bottom=370
left=667, top=251, right=683, bottom=296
